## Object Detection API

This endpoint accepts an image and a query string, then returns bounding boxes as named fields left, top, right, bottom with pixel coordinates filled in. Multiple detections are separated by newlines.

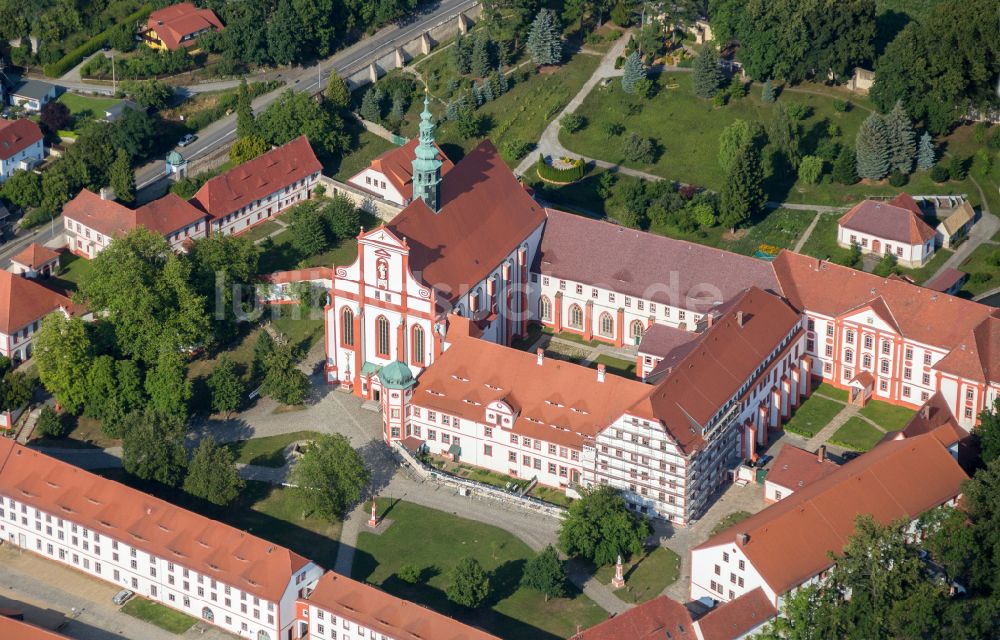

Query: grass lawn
left=829, top=417, right=885, bottom=451
left=815, top=382, right=849, bottom=402
left=267, top=304, right=325, bottom=354
left=798, top=212, right=855, bottom=263
left=722, top=208, right=815, bottom=256
left=859, top=400, right=914, bottom=430
left=46, top=251, right=94, bottom=293
left=31, top=415, right=118, bottom=450
left=298, top=237, right=361, bottom=270
left=57, top=92, right=119, bottom=121
left=594, top=546, right=680, bottom=604
left=541, top=326, right=603, bottom=348
left=588, top=354, right=636, bottom=378
left=896, top=247, right=954, bottom=284
left=330, top=129, right=397, bottom=182
left=942, top=123, right=1000, bottom=219
left=529, top=485, right=574, bottom=508
left=238, top=219, right=283, bottom=244
left=121, top=597, right=198, bottom=634
left=187, top=327, right=259, bottom=413
left=709, top=510, right=753, bottom=537
left=353, top=499, right=606, bottom=639
left=959, top=244, right=1000, bottom=297
left=784, top=395, right=845, bottom=438
left=224, top=431, right=319, bottom=467
left=445, top=461, right=530, bottom=492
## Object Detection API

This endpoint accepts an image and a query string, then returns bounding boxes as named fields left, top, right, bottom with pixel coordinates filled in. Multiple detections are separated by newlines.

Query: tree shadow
left=875, top=10, right=910, bottom=57
left=440, top=142, right=466, bottom=163
left=762, top=149, right=797, bottom=203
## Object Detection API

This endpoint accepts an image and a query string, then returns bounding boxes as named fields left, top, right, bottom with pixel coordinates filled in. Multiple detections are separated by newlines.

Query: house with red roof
left=9, top=243, right=59, bottom=279
left=0, top=269, right=76, bottom=365
left=62, top=189, right=207, bottom=258
left=570, top=594, right=697, bottom=640
left=144, top=2, right=223, bottom=51
left=346, top=136, right=453, bottom=206
left=0, top=617, right=71, bottom=640
left=0, top=118, right=44, bottom=182
left=190, top=136, right=321, bottom=237
left=763, top=444, right=839, bottom=502
left=837, top=193, right=937, bottom=267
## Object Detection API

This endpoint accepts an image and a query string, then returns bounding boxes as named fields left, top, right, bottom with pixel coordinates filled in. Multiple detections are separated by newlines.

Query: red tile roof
left=772, top=251, right=997, bottom=350
left=364, top=137, right=454, bottom=200
left=147, top=3, right=223, bottom=50
left=11, top=243, right=59, bottom=270
left=571, top=595, right=696, bottom=640
left=388, top=140, right=545, bottom=303
left=898, top=392, right=962, bottom=449
left=538, top=209, right=779, bottom=313
left=765, top=445, right=839, bottom=492
left=191, top=136, right=321, bottom=219
left=0, top=270, right=75, bottom=335
left=304, top=572, right=500, bottom=640
left=0, top=440, right=312, bottom=601
left=695, top=587, right=777, bottom=640
left=629, top=288, right=802, bottom=454
left=0, top=617, right=69, bottom=640
left=63, top=190, right=206, bottom=239
left=933, top=316, right=1000, bottom=384
left=637, top=323, right=700, bottom=359
left=693, top=432, right=968, bottom=597
left=261, top=267, right=335, bottom=285
left=0, top=118, right=43, bottom=161
left=923, top=267, right=966, bottom=292
left=414, top=330, right=653, bottom=449
left=837, top=197, right=936, bottom=245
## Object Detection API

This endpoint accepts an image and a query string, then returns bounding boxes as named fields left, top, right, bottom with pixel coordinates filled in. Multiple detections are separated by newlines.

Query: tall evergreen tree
left=621, top=51, right=646, bottom=94
left=109, top=148, right=135, bottom=204
left=761, top=78, right=776, bottom=103
left=526, top=9, right=562, bottom=66
left=720, top=142, right=765, bottom=229
left=833, top=145, right=859, bottom=185
left=471, top=33, right=493, bottom=77
left=389, top=92, right=406, bottom=122
left=236, top=78, right=256, bottom=139
left=916, top=132, right=936, bottom=170
left=360, top=87, right=381, bottom=122
left=451, top=34, right=472, bottom=74
left=885, top=100, right=916, bottom=174
left=856, top=113, right=891, bottom=181
left=692, top=44, right=724, bottom=99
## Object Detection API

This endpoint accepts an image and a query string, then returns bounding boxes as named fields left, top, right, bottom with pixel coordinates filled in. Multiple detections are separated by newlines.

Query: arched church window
left=412, top=326, right=425, bottom=365
left=599, top=312, right=614, bottom=338
left=539, top=296, right=552, bottom=321
left=341, top=308, right=354, bottom=347
left=630, top=320, right=645, bottom=340
left=569, top=304, right=583, bottom=329
left=257, top=632, right=271, bottom=640
left=201, top=607, right=214, bottom=622
left=376, top=316, right=390, bottom=357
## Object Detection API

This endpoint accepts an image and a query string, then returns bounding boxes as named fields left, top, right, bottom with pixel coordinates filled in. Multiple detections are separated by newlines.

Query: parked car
left=112, top=589, right=134, bottom=606
left=178, top=133, right=197, bottom=147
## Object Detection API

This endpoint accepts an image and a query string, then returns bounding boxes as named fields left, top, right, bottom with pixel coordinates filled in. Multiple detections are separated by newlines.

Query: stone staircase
left=15, top=406, right=42, bottom=444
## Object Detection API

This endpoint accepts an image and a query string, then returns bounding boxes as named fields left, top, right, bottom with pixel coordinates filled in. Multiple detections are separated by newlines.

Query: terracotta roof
left=923, top=268, right=966, bottom=292
left=837, top=197, right=936, bottom=245
left=692, top=432, right=968, bottom=597
left=0, top=270, right=74, bottom=334
left=939, top=201, right=975, bottom=235
left=0, top=440, right=312, bottom=601
left=63, top=190, right=206, bottom=239
left=11, top=243, right=59, bottom=269
left=772, top=250, right=997, bottom=350
left=934, top=316, right=1000, bottom=384
left=414, top=331, right=652, bottom=449
left=387, top=140, right=546, bottom=303
left=628, top=288, right=802, bottom=454
left=765, top=445, right=839, bottom=492
left=191, top=136, right=321, bottom=219
left=304, top=572, right=499, bottom=640
left=636, top=323, right=699, bottom=359
left=538, top=209, right=779, bottom=313
left=363, top=138, right=454, bottom=200
left=695, top=588, right=777, bottom=640
left=898, top=392, right=962, bottom=448
left=147, top=3, right=223, bottom=50
left=0, top=617, right=69, bottom=640
left=0, top=118, right=43, bottom=161
left=889, top=192, right=923, bottom=216
left=571, top=595, right=696, bottom=640
left=261, top=267, right=334, bottom=285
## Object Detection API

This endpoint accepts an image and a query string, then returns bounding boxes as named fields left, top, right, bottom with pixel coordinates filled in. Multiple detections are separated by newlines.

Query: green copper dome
left=166, top=150, right=185, bottom=166
left=378, top=360, right=415, bottom=390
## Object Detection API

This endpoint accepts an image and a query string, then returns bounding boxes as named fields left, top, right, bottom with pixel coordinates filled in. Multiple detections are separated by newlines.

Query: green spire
left=412, top=89, right=443, bottom=212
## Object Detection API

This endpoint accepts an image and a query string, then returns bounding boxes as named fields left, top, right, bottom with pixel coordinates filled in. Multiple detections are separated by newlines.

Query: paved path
left=803, top=403, right=861, bottom=451
left=766, top=201, right=845, bottom=213
left=793, top=211, right=824, bottom=252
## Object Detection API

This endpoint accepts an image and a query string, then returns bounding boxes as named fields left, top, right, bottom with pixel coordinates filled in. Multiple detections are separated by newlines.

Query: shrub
left=786, top=103, right=813, bottom=121
left=536, top=155, right=585, bottom=183
left=43, top=5, right=154, bottom=77
left=929, top=164, right=950, bottom=183
left=712, top=91, right=728, bottom=107
left=798, top=155, right=825, bottom=184
left=833, top=99, right=851, bottom=112
left=948, top=155, right=968, bottom=180
left=989, top=129, right=1000, bottom=151
left=35, top=405, right=66, bottom=438
left=888, top=170, right=908, bottom=187
left=622, top=134, right=655, bottom=163
left=398, top=564, right=421, bottom=584
left=560, top=113, right=586, bottom=134
left=501, top=139, right=533, bottom=161
left=973, top=122, right=988, bottom=144
left=601, top=121, right=625, bottom=138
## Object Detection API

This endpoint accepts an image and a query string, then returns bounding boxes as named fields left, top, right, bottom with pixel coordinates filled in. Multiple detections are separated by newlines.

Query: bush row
left=535, top=154, right=584, bottom=183
left=43, top=4, right=153, bottom=78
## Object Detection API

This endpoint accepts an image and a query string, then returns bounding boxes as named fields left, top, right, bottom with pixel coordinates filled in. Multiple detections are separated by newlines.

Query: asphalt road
left=0, top=215, right=63, bottom=268
left=135, top=0, right=478, bottom=194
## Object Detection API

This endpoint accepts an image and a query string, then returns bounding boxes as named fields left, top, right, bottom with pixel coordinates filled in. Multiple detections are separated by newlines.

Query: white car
left=112, top=589, right=134, bottom=606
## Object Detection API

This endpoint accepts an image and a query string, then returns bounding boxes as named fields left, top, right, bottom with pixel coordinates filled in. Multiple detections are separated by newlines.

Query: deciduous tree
left=446, top=557, right=491, bottom=608
left=145, top=348, right=192, bottom=422
left=34, top=405, right=65, bottom=439
left=290, top=433, right=369, bottom=520
left=521, top=545, right=567, bottom=601
left=720, top=142, right=765, bottom=229
left=718, top=120, right=764, bottom=174
left=184, top=437, right=244, bottom=505
left=324, top=70, right=351, bottom=108
left=261, top=341, right=311, bottom=406
left=39, top=100, right=71, bottom=133
left=287, top=201, right=330, bottom=258
left=976, top=398, right=1000, bottom=465
left=558, top=485, right=650, bottom=566
left=208, top=356, right=243, bottom=418
left=229, top=135, right=270, bottom=165
left=108, top=148, right=135, bottom=204
left=122, top=409, right=188, bottom=487
left=32, top=313, right=93, bottom=414
left=236, top=78, right=256, bottom=139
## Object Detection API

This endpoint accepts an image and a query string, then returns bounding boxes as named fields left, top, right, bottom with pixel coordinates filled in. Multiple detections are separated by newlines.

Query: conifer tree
left=451, top=34, right=471, bottom=74
left=761, top=78, right=776, bottom=103
left=109, top=148, right=135, bottom=204
left=471, top=33, right=492, bottom=77
left=886, top=100, right=916, bottom=174
left=498, top=68, right=509, bottom=93
left=692, top=44, right=724, bottom=99
left=916, top=132, right=936, bottom=170
left=833, top=145, right=859, bottom=184
left=855, top=113, right=891, bottom=181
left=389, top=92, right=405, bottom=121
left=720, top=142, right=765, bottom=229
left=621, top=51, right=646, bottom=94
left=360, top=87, right=381, bottom=122
left=526, top=9, right=562, bottom=66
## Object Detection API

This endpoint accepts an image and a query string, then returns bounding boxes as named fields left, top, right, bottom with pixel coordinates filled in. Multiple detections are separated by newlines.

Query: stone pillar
left=396, top=322, right=406, bottom=362
left=368, top=499, right=378, bottom=527
left=771, top=388, right=781, bottom=428
left=518, top=249, right=528, bottom=338
left=368, top=62, right=378, bottom=84
left=394, top=47, right=405, bottom=68
left=420, top=32, right=432, bottom=55
left=457, top=12, right=469, bottom=35
left=554, top=292, right=563, bottom=332
left=351, top=311, right=363, bottom=394
left=611, top=555, right=625, bottom=589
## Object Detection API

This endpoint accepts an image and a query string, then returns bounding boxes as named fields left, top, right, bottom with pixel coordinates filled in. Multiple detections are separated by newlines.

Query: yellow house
left=143, top=2, right=223, bottom=52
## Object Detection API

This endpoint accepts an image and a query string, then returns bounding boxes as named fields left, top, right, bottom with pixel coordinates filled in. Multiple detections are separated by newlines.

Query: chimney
left=817, top=445, right=826, bottom=462
left=597, top=363, right=606, bottom=383
left=736, top=532, right=749, bottom=546
left=536, top=348, right=544, bottom=366
left=706, top=313, right=714, bottom=328
left=736, top=311, right=745, bottom=327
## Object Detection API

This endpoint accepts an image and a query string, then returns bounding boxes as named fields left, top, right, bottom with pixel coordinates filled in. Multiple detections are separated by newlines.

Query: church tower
left=411, top=91, right=443, bottom=212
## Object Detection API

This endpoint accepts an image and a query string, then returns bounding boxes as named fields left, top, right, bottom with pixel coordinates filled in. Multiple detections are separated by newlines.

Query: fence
left=392, top=442, right=568, bottom=519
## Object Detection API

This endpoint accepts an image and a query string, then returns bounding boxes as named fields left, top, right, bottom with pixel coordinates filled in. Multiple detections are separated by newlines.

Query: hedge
left=43, top=4, right=153, bottom=78
left=535, top=154, right=584, bottom=183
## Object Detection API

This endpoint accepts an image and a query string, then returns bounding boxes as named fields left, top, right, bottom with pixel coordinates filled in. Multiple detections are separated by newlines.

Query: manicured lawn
left=121, top=597, right=197, bottom=634
left=942, top=124, right=1000, bottom=219
left=829, top=417, right=885, bottom=451
left=298, top=237, right=361, bottom=270
left=798, top=212, right=855, bottom=263
left=589, top=354, right=636, bottom=379
left=57, top=92, right=119, bottom=120
left=267, top=304, right=325, bottom=354
left=541, top=327, right=603, bottom=348
left=224, top=431, right=319, bottom=467
left=896, top=247, right=954, bottom=284
left=239, top=219, right=283, bottom=244
left=331, top=129, right=397, bottom=182
left=859, top=400, right=914, bottom=430
left=815, top=382, right=849, bottom=402
left=784, top=395, right=845, bottom=438
left=445, top=460, right=530, bottom=492
left=353, top=499, right=606, bottom=639
left=722, top=208, right=815, bottom=256
left=46, top=251, right=94, bottom=293
left=709, top=510, right=753, bottom=537
left=256, top=230, right=300, bottom=273
left=529, top=485, right=575, bottom=508
left=959, top=244, right=1000, bottom=297
left=594, top=546, right=680, bottom=604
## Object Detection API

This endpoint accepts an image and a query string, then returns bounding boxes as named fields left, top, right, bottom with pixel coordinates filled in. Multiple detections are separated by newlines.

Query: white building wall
left=689, top=543, right=776, bottom=606
left=304, top=602, right=396, bottom=640
left=347, top=168, right=406, bottom=206
left=210, top=173, right=319, bottom=237
left=837, top=225, right=934, bottom=267
left=0, top=139, right=44, bottom=180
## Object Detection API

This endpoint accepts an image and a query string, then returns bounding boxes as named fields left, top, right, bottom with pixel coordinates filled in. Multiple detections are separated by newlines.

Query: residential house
left=0, top=269, right=75, bottom=364
left=0, top=118, right=44, bottom=181
left=936, top=200, right=976, bottom=249
left=143, top=3, right=224, bottom=51
left=8, top=80, right=58, bottom=112
left=9, top=243, right=59, bottom=279
left=837, top=193, right=937, bottom=267
left=762, top=444, right=838, bottom=503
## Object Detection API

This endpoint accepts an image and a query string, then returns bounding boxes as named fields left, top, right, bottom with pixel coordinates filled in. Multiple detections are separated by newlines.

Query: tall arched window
left=257, top=632, right=271, bottom=640
left=630, top=320, right=645, bottom=341
left=599, top=312, right=614, bottom=338
left=341, top=307, right=354, bottom=347
left=568, top=304, right=584, bottom=329
left=201, top=607, right=214, bottom=622
left=376, top=316, right=390, bottom=357
left=539, top=296, right=552, bottom=321
left=412, top=325, right=425, bottom=365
